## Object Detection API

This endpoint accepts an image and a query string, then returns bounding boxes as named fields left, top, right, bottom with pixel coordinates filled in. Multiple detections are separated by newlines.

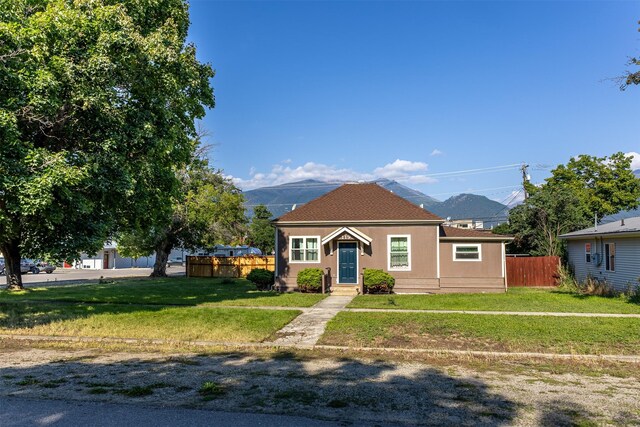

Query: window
left=605, top=243, right=615, bottom=271
left=585, top=243, right=591, bottom=263
left=453, top=244, right=481, bottom=261
left=290, top=237, right=320, bottom=263
left=388, top=235, right=411, bottom=270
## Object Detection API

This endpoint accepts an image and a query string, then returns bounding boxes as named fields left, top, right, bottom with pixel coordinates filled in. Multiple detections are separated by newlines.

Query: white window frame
left=585, top=243, right=591, bottom=263
left=289, top=236, right=321, bottom=264
left=453, top=244, right=482, bottom=262
left=387, top=235, right=411, bottom=271
left=605, top=242, right=615, bottom=272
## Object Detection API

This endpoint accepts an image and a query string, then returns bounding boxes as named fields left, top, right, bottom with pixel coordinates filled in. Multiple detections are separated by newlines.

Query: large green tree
left=0, top=0, right=213, bottom=289
left=248, top=204, right=275, bottom=255
left=118, top=154, right=247, bottom=277
left=498, top=152, right=640, bottom=256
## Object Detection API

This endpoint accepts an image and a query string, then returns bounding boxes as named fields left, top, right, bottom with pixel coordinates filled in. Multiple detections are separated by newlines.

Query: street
left=0, top=267, right=186, bottom=288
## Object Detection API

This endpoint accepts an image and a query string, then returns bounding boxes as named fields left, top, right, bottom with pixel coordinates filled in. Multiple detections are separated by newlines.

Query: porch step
left=330, top=286, right=359, bottom=296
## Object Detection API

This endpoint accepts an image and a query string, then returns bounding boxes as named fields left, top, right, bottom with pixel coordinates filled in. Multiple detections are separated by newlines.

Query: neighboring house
left=560, top=217, right=640, bottom=291
left=273, top=183, right=511, bottom=294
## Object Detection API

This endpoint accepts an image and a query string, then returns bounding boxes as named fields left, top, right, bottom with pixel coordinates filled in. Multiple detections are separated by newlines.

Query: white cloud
left=373, top=159, right=437, bottom=184
left=229, top=159, right=438, bottom=190
left=625, top=152, right=640, bottom=170
left=430, top=149, right=443, bottom=156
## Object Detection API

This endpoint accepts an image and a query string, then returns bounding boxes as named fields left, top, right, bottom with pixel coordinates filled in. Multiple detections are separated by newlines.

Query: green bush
left=246, top=268, right=274, bottom=291
left=363, top=269, right=395, bottom=294
left=296, top=268, right=323, bottom=293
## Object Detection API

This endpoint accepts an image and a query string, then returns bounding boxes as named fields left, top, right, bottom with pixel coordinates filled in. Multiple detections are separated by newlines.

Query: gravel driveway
left=1, top=346, right=638, bottom=426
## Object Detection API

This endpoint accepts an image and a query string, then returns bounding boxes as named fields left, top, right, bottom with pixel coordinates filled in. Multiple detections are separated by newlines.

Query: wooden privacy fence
left=506, top=256, right=560, bottom=287
left=187, top=255, right=275, bottom=278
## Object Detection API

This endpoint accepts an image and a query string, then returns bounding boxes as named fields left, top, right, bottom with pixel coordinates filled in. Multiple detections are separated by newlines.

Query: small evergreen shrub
left=363, top=269, right=395, bottom=294
left=297, top=268, right=323, bottom=293
left=246, top=268, right=274, bottom=291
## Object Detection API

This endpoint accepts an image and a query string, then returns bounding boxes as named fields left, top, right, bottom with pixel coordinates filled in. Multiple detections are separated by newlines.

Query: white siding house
left=560, top=218, right=640, bottom=291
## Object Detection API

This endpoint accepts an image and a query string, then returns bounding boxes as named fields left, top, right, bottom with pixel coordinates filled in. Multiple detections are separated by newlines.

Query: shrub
left=246, top=268, right=274, bottom=291
left=296, top=268, right=323, bottom=293
left=363, top=269, right=395, bottom=294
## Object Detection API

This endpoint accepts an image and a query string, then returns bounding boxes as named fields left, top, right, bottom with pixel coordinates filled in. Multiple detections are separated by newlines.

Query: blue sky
left=188, top=0, right=640, bottom=204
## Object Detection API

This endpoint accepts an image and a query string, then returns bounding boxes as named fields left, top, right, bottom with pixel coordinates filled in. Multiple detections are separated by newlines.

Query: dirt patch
left=1, top=345, right=639, bottom=426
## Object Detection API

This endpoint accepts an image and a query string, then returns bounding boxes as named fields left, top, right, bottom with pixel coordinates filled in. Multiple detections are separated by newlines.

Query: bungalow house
left=273, top=183, right=511, bottom=294
left=560, top=217, right=640, bottom=292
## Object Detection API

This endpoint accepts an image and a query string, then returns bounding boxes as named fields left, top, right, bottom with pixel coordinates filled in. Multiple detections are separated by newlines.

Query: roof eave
left=440, top=236, right=513, bottom=242
left=274, top=219, right=445, bottom=226
left=560, top=230, right=640, bottom=239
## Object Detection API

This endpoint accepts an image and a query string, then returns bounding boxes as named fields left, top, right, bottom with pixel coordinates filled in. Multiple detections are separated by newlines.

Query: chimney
left=621, top=218, right=625, bottom=226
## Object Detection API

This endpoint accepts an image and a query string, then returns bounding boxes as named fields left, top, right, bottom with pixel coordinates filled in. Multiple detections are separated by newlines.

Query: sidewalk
left=270, top=295, right=355, bottom=346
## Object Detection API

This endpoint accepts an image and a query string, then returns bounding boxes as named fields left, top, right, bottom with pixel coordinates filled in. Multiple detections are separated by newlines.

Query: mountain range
left=244, top=179, right=509, bottom=227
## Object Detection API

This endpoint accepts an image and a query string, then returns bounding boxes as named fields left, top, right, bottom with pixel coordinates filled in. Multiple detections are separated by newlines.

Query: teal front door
left=338, top=242, right=358, bottom=284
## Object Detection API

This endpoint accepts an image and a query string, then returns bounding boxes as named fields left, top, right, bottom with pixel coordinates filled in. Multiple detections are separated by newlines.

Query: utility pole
left=521, top=163, right=530, bottom=200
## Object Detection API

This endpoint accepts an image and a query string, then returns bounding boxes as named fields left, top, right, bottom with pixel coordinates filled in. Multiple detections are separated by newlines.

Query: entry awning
left=321, top=227, right=372, bottom=246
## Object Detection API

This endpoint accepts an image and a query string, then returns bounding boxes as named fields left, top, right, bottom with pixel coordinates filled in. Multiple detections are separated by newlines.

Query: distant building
left=444, top=219, right=484, bottom=230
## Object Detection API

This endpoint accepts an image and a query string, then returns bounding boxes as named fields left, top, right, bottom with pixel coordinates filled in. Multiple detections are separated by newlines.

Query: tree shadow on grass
left=0, top=277, right=321, bottom=307
left=0, top=350, right=519, bottom=426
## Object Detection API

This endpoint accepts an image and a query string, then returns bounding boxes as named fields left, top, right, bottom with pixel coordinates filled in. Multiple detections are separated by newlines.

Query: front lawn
left=348, top=287, right=640, bottom=314
left=320, top=312, right=640, bottom=355
left=0, top=277, right=325, bottom=308
left=0, top=303, right=300, bottom=342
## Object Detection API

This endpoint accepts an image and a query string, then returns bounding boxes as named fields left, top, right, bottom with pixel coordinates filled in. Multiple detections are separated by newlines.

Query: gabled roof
left=560, top=217, right=640, bottom=239
left=274, top=183, right=443, bottom=223
left=439, top=226, right=512, bottom=241
left=321, top=227, right=373, bottom=245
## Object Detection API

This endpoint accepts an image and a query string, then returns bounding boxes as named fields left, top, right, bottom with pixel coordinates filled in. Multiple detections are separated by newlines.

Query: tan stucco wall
left=275, top=224, right=506, bottom=293
left=438, top=241, right=505, bottom=292
left=276, top=224, right=439, bottom=290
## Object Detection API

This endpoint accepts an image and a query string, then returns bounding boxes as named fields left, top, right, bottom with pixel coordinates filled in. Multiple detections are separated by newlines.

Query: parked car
left=35, top=261, right=56, bottom=274
left=0, top=259, right=40, bottom=275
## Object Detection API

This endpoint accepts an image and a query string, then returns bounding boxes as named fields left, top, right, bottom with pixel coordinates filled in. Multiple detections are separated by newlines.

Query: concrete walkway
left=270, top=295, right=355, bottom=347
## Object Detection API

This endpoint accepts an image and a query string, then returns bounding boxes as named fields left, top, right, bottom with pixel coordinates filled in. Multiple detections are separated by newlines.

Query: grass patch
left=320, top=312, right=640, bottom=355
left=199, top=381, right=226, bottom=400
left=0, top=277, right=325, bottom=308
left=349, top=287, right=640, bottom=314
left=0, top=303, right=300, bottom=343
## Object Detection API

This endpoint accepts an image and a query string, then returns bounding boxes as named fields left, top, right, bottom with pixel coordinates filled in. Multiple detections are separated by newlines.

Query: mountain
left=430, top=193, right=510, bottom=226
left=244, top=179, right=508, bottom=227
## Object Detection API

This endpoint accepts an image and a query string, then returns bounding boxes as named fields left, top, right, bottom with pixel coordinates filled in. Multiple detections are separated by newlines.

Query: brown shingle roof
left=440, top=225, right=512, bottom=240
left=275, top=183, right=442, bottom=222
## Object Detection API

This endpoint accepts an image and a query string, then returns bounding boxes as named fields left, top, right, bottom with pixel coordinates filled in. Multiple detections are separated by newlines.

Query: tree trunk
left=1, top=240, right=23, bottom=290
left=150, top=240, right=173, bottom=277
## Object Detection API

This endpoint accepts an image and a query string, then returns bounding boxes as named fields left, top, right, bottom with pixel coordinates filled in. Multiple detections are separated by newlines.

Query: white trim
left=453, top=243, right=482, bottom=262
left=337, top=241, right=359, bottom=285
left=387, top=235, right=411, bottom=271
left=321, top=227, right=372, bottom=246
left=501, top=242, right=506, bottom=281
left=605, top=242, right=615, bottom=272
left=288, top=236, right=321, bottom=264
left=274, top=226, right=279, bottom=277
left=585, top=242, right=592, bottom=263
left=436, top=228, right=440, bottom=279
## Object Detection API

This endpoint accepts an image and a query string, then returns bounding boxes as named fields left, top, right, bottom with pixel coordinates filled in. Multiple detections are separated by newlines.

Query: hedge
left=363, top=269, right=395, bottom=294
left=297, top=268, right=323, bottom=293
